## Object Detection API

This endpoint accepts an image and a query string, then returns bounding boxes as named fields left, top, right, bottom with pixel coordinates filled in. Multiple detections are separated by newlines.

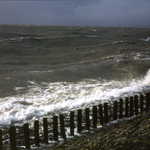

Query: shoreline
left=49, top=112, right=150, bottom=150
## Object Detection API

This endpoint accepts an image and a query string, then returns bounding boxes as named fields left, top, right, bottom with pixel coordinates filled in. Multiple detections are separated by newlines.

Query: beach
left=50, top=112, right=150, bottom=150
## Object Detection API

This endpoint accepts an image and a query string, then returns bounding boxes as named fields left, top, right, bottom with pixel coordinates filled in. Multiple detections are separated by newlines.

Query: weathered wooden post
left=0, top=130, right=2, bottom=150
left=134, top=95, right=138, bottom=115
left=70, top=111, right=74, bottom=136
left=93, top=106, right=97, bottom=128
left=43, top=118, right=48, bottom=144
left=99, top=104, right=103, bottom=125
left=140, top=94, right=143, bottom=113
left=119, top=99, right=123, bottom=119
left=146, top=93, right=150, bottom=112
left=130, top=97, right=133, bottom=116
left=23, top=123, right=30, bottom=149
left=85, top=108, right=90, bottom=130
left=53, top=116, right=58, bottom=141
left=149, top=92, right=150, bottom=106
left=78, top=109, right=82, bottom=133
left=60, top=114, right=66, bottom=139
left=125, top=97, right=128, bottom=117
left=113, top=101, right=118, bottom=120
left=9, top=126, right=16, bottom=150
left=104, top=103, right=108, bottom=123
left=34, top=120, right=40, bottom=146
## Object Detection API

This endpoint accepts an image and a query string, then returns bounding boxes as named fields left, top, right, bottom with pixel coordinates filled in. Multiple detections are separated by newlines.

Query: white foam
left=15, top=87, right=25, bottom=91
left=140, top=37, right=150, bottom=42
left=113, top=40, right=124, bottom=44
left=0, top=69, right=150, bottom=126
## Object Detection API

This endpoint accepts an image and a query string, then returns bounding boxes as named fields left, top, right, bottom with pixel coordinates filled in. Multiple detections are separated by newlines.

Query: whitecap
left=139, top=37, right=150, bottom=42
left=0, top=69, right=150, bottom=126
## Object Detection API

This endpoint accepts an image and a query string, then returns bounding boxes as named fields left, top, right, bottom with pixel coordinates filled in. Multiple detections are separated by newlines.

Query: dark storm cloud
left=0, top=0, right=150, bottom=27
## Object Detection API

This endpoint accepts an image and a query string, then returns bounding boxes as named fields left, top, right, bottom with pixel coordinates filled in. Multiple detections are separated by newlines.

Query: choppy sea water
left=0, top=25, right=150, bottom=128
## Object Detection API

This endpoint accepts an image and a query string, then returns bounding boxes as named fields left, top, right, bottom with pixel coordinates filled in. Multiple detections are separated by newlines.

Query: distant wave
left=112, top=40, right=136, bottom=44
left=0, top=36, right=74, bottom=42
left=140, top=37, right=150, bottom=42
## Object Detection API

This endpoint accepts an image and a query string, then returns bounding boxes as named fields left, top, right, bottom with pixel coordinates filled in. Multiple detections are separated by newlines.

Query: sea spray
left=0, top=69, right=150, bottom=126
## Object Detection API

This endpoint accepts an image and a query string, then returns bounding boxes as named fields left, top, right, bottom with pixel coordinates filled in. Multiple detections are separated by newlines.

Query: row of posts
left=0, top=93, right=150, bottom=150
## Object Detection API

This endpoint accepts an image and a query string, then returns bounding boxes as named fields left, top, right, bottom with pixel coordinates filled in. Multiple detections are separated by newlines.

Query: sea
left=0, top=24, right=150, bottom=148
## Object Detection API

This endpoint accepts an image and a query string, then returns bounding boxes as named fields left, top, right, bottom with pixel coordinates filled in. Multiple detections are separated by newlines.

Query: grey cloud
left=0, top=0, right=150, bottom=27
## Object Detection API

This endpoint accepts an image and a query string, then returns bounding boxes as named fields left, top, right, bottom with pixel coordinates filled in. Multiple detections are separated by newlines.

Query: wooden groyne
left=0, top=92, right=150, bottom=150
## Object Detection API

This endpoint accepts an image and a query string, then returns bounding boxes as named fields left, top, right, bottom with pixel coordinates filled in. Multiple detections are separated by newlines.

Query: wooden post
left=149, top=92, right=150, bottom=107
left=125, top=97, right=128, bottom=117
left=146, top=93, right=149, bottom=112
left=23, top=123, right=30, bottom=149
left=43, top=118, right=48, bottom=144
left=85, top=108, right=90, bottom=130
left=53, top=116, right=58, bottom=141
left=99, top=104, right=103, bottom=125
left=119, top=99, right=123, bottom=119
left=78, top=109, right=82, bottom=133
left=113, top=101, right=118, bottom=120
left=9, top=126, right=16, bottom=150
left=140, top=94, right=143, bottom=113
left=70, top=111, right=74, bottom=136
left=0, top=130, right=2, bottom=150
left=34, top=120, right=39, bottom=146
left=104, top=103, right=108, bottom=123
left=60, top=114, right=66, bottom=139
left=134, top=95, right=138, bottom=115
left=130, top=97, right=133, bottom=116
left=93, top=106, right=97, bottom=128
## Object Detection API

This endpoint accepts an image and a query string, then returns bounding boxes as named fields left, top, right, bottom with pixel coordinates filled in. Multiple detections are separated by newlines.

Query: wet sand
left=50, top=112, right=150, bottom=150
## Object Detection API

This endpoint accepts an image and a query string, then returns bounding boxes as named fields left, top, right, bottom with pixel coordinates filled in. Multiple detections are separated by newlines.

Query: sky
left=0, top=0, right=150, bottom=28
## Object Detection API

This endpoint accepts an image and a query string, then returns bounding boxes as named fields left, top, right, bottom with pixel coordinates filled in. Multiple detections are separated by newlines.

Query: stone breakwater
left=50, top=112, right=150, bottom=150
